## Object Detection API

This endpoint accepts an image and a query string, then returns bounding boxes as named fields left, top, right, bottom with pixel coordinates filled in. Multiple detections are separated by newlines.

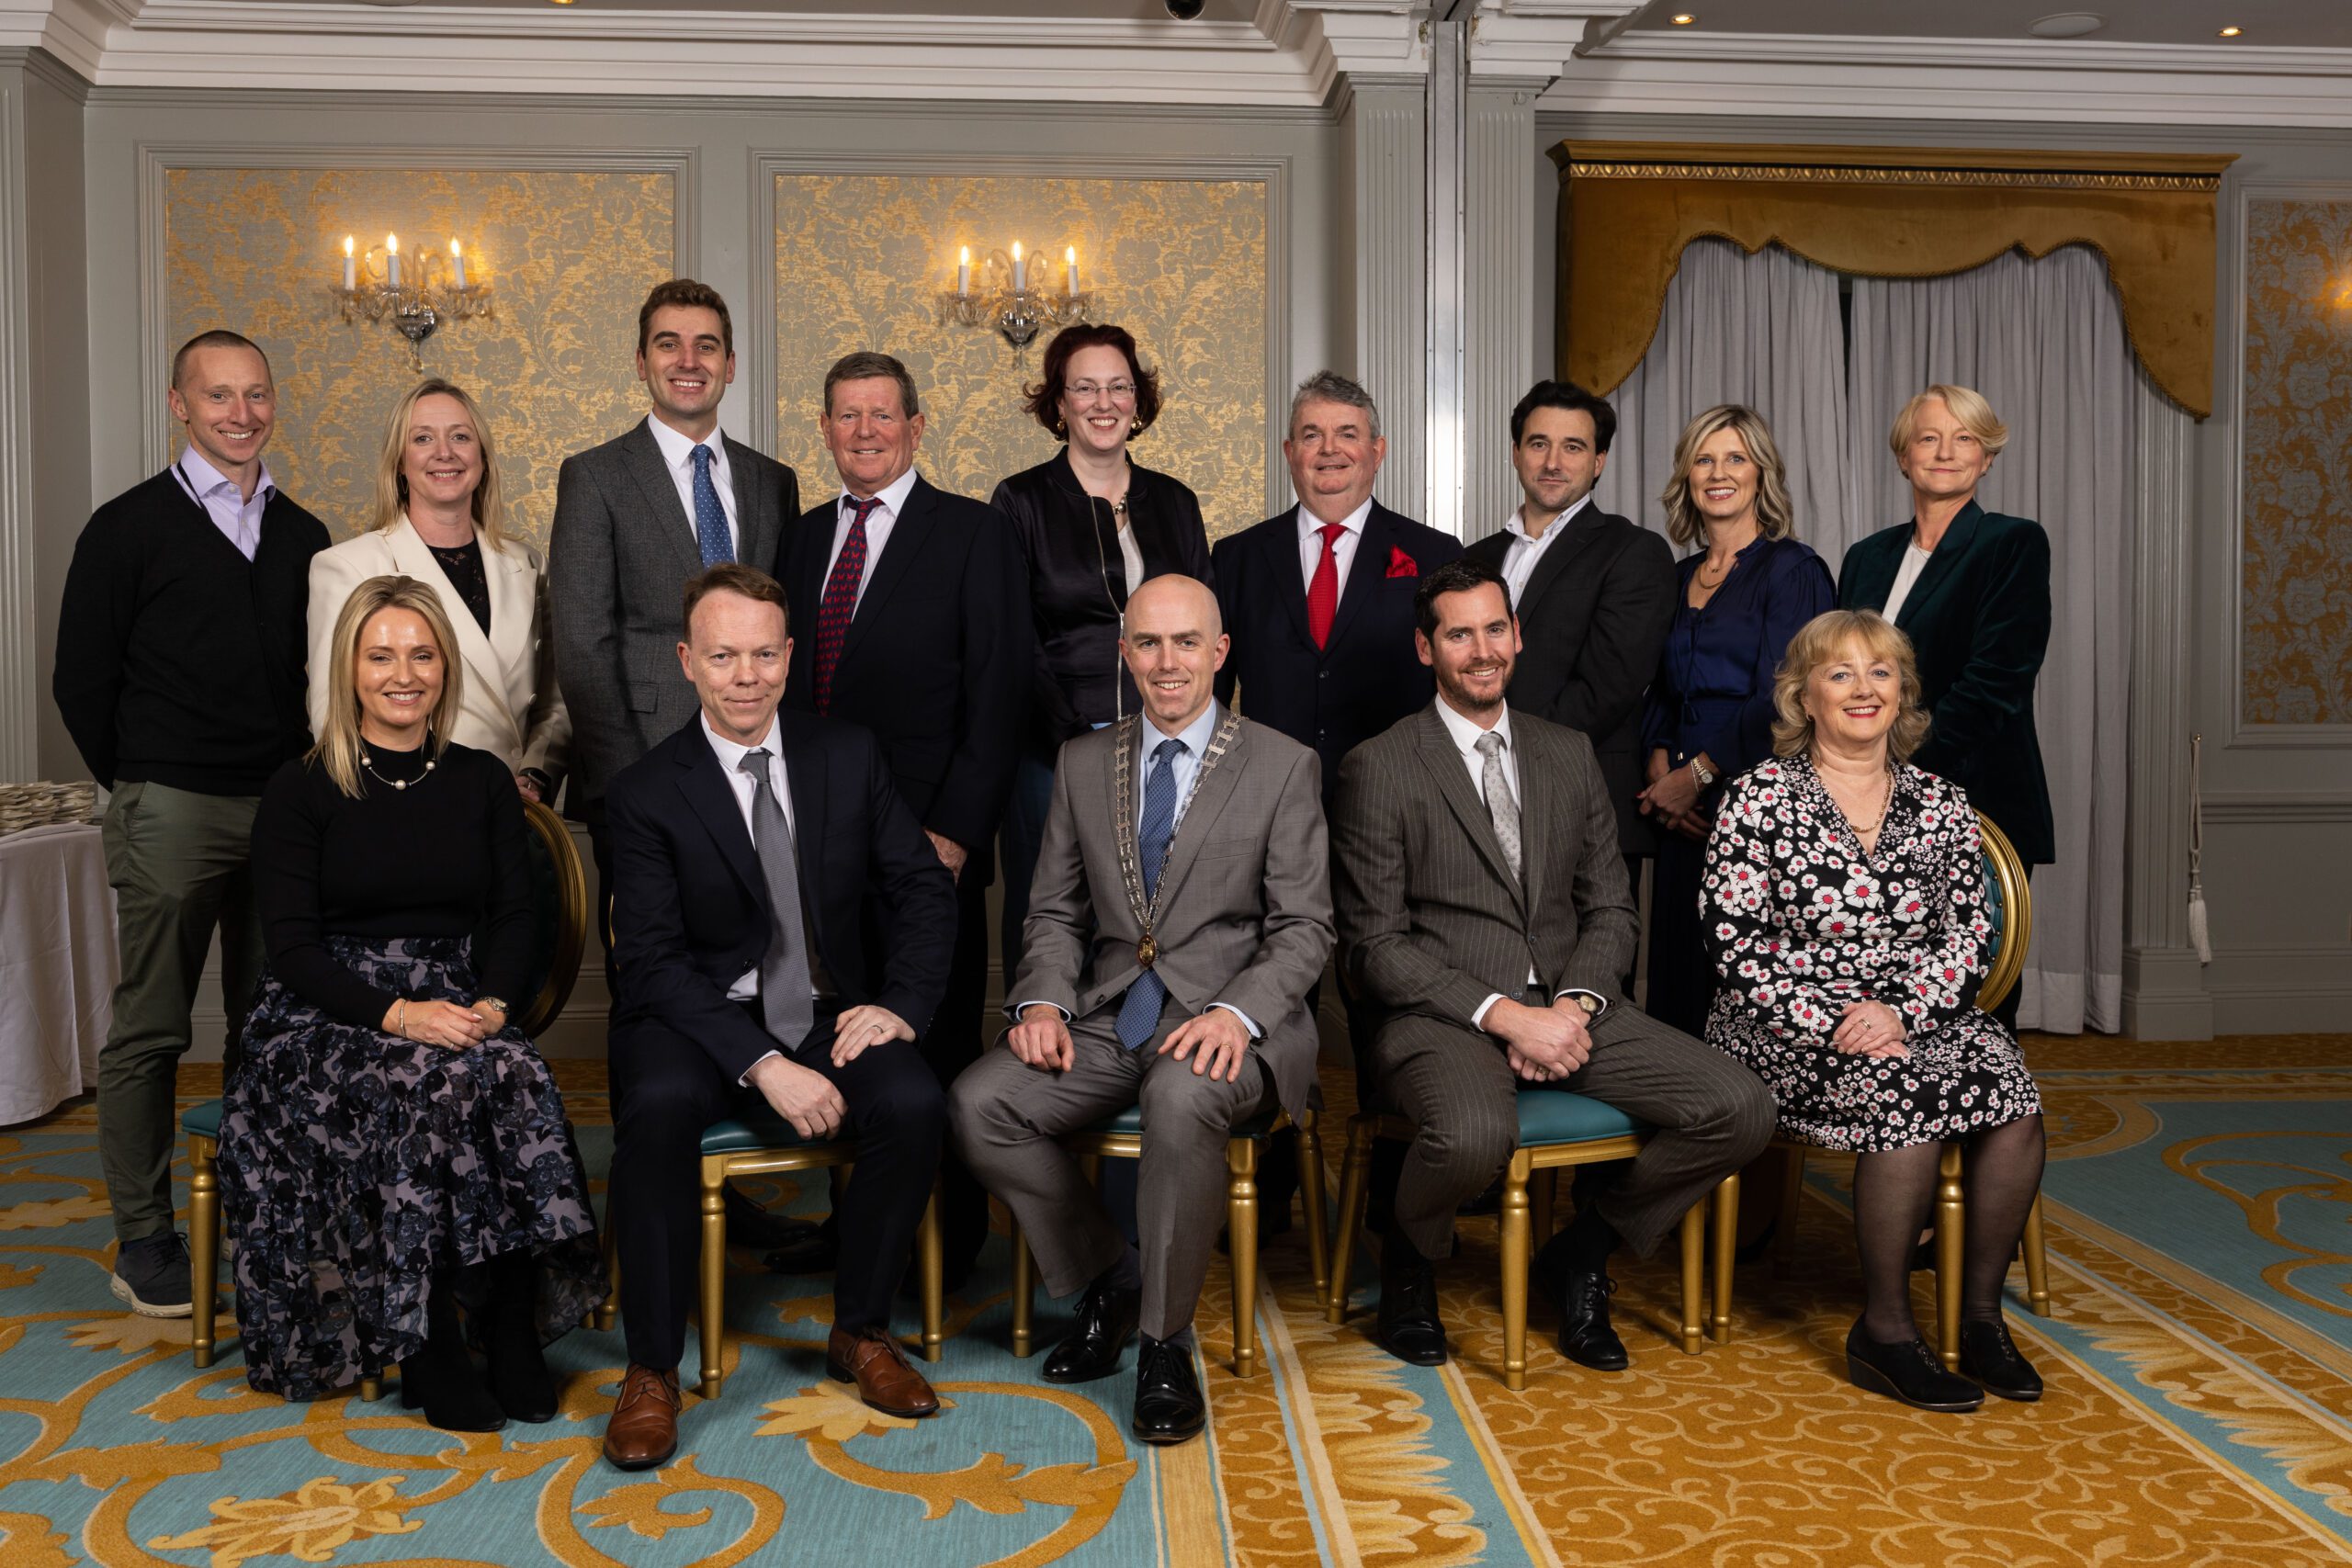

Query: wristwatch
left=1570, top=993, right=1602, bottom=1018
left=1689, top=757, right=1717, bottom=789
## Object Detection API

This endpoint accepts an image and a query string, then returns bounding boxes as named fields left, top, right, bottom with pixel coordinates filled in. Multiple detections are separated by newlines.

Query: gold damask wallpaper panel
left=774, top=174, right=1267, bottom=538
left=2241, top=197, right=2352, bottom=725
left=164, top=168, right=676, bottom=549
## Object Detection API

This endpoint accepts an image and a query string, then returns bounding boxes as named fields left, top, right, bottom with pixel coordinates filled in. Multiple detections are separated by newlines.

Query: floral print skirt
left=218, top=936, right=605, bottom=1400
left=1706, top=1005, right=2042, bottom=1154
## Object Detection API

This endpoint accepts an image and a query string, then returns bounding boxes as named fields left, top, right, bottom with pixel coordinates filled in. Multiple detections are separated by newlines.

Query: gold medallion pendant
left=1136, top=934, right=1158, bottom=968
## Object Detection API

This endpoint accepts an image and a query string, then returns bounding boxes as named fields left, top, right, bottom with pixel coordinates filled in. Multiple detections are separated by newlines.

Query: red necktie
left=1306, top=522, right=1346, bottom=650
left=814, top=497, right=879, bottom=715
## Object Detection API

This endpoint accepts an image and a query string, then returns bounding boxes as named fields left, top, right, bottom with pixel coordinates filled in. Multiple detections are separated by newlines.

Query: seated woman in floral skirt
left=1700, top=609, right=2045, bottom=1414
left=220, top=572, right=603, bottom=1430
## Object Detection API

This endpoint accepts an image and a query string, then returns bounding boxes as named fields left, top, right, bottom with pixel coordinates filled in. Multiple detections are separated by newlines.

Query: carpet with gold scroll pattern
left=2, top=1033, right=2348, bottom=1566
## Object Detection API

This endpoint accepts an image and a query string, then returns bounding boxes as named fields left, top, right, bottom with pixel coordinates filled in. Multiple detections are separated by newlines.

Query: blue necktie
left=691, top=444, right=732, bottom=567
left=1115, top=738, right=1184, bottom=1051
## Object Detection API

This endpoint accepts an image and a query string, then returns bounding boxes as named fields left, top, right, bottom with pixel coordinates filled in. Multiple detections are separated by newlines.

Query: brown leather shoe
left=603, top=1363, right=682, bottom=1470
left=826, top=1325, right=940, bottom=1417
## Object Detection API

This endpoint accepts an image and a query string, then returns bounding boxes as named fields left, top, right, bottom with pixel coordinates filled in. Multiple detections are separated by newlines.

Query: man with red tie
left=778, top=352, right=1032, bottom=1285
left=1211, top=369, right=1464, bottom=1230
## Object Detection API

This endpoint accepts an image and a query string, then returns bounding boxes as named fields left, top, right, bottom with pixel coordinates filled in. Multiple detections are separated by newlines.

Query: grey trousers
left=97, top=781, right=266, bottom=1243
left=1373, top=1000, right=1775, bottom=1261
left=948, top=1007, right=1274, bottom=1340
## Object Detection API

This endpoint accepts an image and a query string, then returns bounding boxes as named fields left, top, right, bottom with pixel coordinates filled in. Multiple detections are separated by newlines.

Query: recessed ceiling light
left=2218, top=25, right=2244, bottom=38
left=2025, top=13, right=2105, bottom=39
left=1669, top=13, right=1697, bottom=24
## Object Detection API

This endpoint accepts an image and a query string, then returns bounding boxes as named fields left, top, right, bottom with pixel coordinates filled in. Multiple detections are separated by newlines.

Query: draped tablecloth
left=0, top=823, right=115, bottom=1123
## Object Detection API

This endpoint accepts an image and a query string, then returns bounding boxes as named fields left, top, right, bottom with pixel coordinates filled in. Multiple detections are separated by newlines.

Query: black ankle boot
left=401, top=1267, right=507, bottom=1432
left=482, top=1250, right=559, bottom=1423
left=1844, top=1320, right=1984, bottom=1414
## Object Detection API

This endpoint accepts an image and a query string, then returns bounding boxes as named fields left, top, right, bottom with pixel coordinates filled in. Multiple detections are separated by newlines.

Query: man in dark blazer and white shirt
left=548, top=279, right=800, bottom=888
left=950, top=575, right=1333, bottom=1446
left=778, top=351, right=1032, bottom=1284
left=601, top=564, right=957, bottom=1471
left=1463, top=381, right=1675, bottom=865
left=1331, top=558, right=1773, bottom=1372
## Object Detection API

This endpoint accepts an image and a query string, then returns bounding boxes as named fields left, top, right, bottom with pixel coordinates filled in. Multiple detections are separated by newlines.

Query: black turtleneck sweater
left=251, top=740, right=532, bottom=1028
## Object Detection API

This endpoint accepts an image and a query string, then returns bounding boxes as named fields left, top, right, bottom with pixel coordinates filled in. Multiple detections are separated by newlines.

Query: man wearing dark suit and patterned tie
left=778, top=352, right=1032, bottom=1285
left=601, top=564, right=957, bottom=1469
left=1331, top=557, right=1773, bottom=1372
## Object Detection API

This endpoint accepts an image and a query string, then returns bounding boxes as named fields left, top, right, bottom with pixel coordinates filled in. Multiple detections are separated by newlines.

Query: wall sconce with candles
left=333, top=232, right=493, bottom=368
left=943, top=241, right=1094, bottom=353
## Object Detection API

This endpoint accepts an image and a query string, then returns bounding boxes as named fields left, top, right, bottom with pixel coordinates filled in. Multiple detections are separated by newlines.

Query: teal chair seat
left=700, top=1114, right=827, bottom=1156
left=1515, top=1090, right=1643, bottom=1145
left=1080, top=1103, right=1285, bottom=1140
left=182, top=1099, right=221, bottom=1141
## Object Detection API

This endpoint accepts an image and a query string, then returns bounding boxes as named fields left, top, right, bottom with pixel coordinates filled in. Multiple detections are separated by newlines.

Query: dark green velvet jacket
left=1838, top=501, right=2055, bottom=865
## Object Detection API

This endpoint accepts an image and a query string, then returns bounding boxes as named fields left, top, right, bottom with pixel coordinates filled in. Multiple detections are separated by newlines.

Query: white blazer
left=306, top=516, right=571, bottom=785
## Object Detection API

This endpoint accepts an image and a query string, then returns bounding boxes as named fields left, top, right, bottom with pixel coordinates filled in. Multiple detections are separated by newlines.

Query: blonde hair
left=1658, top=403, right=1797, bottom=548
left=368, top=378, right=509, bottom=552
left=1888, top=383, right=2010, bottom=460
left=1770, top=610, right=1931, bottom=763
left=310, top=574, right=466, bottom=798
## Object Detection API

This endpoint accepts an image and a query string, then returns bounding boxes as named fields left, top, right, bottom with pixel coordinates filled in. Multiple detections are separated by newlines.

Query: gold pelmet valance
left=1552, top=141, right=2237, bottom=418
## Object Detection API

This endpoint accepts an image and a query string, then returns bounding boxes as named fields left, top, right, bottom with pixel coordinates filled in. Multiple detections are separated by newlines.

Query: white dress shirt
left=824, top=465, right=923, bottom=613
left=644, top=414, right=739, bottom=558
left=1294, top=497, right=1375, bottom=602
left=1431, top=698, right=1605, bottom=1030
left=173, top=446, right=276, bottom=562
left=1116, top=520, right=1145, bottom=595
left=1880, top=538, right=1936, bottom=624
left=1017, top=700, right=1259, bottom=1038
left=1497, top=493, right=1593, bottom=605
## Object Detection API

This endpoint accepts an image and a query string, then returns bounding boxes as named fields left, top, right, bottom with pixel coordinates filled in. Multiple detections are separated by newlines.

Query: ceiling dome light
left=2025, top=13, right=2105, bottom=38
left=1669, top=13, right=1697, bottom=23
left=2218, top=25, right=2244, bottom=37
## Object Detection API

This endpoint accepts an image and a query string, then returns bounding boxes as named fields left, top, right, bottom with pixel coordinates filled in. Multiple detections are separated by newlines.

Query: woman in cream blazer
left=307, top=378, right=569, bottom=799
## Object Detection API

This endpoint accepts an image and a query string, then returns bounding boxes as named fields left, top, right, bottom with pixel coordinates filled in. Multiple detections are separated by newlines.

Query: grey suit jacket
left=1333, top=703, right=1637, bottom=1032
left=1010, top=710, right=1335, bottom=1120
left=548, top=420, right=798, bottom=807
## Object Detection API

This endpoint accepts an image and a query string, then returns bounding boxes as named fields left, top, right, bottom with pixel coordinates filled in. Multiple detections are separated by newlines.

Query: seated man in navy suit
left=600, top=563, right=958, bottom=1471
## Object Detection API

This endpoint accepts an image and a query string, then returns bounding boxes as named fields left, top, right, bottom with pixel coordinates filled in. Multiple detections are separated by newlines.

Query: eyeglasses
left=1065, top=380, right=1137, bottom=402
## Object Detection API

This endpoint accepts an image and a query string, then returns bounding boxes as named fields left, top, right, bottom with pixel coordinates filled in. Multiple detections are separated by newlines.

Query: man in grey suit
left=548, top=277, right=801, bottom=1246
left=950, top=575, right=1333, bottom=1445
left=1332, top=557, right=1773, bottom=1372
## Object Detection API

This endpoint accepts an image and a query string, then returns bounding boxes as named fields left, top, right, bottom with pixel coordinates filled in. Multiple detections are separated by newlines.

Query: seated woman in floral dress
left=220, top=573, right=603, bottom=1430
left=1700, top=609, right=2045, bottom=1414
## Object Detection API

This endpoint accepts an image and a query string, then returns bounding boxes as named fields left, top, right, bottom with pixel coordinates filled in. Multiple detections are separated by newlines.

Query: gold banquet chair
left=184, top=798, right=592, bottom=1402
left=1005, top=1106, right=1328, bottom=1379
left=1769, top=809, right=2054, bottom=1370
left=1325, top=1095, right=1736, bottom=1391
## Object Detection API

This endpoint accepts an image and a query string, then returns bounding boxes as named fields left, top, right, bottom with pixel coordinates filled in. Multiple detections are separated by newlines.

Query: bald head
left=1120, top=573, right=1228, bottom=735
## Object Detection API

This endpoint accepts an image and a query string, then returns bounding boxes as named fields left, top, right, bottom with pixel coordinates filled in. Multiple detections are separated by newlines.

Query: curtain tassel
left=2187, top=733, right=2211, bottom=964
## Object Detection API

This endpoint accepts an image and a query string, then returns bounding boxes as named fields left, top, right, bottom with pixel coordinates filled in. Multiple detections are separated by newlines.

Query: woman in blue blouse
left=1637, top=405, right=1836, bottom=1038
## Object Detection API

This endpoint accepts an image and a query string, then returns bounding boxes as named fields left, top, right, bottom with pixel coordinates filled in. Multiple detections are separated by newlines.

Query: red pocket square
left=1385, top=547, right=1419, bottom=579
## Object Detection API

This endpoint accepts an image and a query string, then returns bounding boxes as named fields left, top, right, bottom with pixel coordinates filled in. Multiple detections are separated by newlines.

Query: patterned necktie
left=740, top=750, right=815, bottom=1049
left=1475, top=730, right=1523, bottom=883
left=1114, top=738, right=1185, bottom=1051
left=1306, top=522, right=1346, bottom=650
left=690, top=445, right=733, bottom=568
left=813, top=496, right=880, bottom=716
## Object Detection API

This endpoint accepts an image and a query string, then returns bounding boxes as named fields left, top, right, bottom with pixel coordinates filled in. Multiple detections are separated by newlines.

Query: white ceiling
left=1624, top=0, right=2352, bottom=50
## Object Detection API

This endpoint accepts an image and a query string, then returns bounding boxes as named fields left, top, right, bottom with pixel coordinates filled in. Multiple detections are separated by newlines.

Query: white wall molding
left=2201, top=792, right=2352, bottom=826
left=2205, top=944, right=2352, bottom=1036
left=1463, top=76, right=1539, bottom=536
left=0, top=71, right=33, bottom=781
left=1341, top=77, right=1425, bottom=519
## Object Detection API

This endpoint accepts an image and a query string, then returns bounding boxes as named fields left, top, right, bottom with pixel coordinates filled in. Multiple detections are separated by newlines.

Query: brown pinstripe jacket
left=1332, top=702, right=1638, bottom=1032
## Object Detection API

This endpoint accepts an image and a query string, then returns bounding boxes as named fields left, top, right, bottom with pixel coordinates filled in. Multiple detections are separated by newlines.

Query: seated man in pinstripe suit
left=1330, top=557, right=1775, bottom=1371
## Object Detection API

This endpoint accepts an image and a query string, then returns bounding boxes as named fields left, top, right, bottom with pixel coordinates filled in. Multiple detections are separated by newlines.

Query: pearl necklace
left=358, top=746, right=435, bottom=793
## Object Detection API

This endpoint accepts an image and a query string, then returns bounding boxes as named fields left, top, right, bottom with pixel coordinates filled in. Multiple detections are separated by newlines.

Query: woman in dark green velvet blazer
left=1837, top=386, right=2054, bottom=872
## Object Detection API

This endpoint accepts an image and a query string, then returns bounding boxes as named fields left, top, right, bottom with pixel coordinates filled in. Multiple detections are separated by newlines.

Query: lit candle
left=1066, top=245, right=1079, bottom=297
left=342, top=234, right=356, bottom=292
left=449, top=237, right=466, bottom=290
left=1012, top=240, right=1026, bottom=293
left=957, top=245, right=970, bottom=299
left=386, top=233, right=401, bottom=289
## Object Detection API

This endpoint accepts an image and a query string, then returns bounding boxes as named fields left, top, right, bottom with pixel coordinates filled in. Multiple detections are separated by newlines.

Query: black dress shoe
left=1845, top=1321, right=1984, bottom=1413
left=1373, top=1237, right=1449, bottom=1367
left=1131, top=1335, right=1205, bottom=1445
left=1550, top=1269, right=1630, bottom=1371
left=725, top=1183, right=821, bottom=1256
left=1958, top=1318, right=2043, bottom=1402
left=761, top=1214, right=841, bottom=1277
left=1043, top=1281, right=1140, bottom=1384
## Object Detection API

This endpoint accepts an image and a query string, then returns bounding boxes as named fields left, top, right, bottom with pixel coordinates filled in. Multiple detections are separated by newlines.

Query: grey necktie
left=1475, top=730, right=1522, bottom=882
left=739, top=749, right=814, bottom=1048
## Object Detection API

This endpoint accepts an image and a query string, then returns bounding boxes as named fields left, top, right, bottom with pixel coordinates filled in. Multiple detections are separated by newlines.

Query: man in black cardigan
left=53, top=329, right=328, bottom=1319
